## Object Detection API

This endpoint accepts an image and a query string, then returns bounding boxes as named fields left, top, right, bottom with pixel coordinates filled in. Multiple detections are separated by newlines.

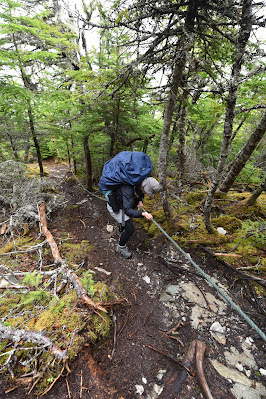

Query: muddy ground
left=1, top=163, right=265, bottom=399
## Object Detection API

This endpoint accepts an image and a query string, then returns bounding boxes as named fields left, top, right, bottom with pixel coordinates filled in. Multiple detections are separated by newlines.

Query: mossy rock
left=211, top=215, right=242, bottom=233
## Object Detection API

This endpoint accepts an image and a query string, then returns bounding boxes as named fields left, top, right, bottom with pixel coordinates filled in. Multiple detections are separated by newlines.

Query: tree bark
left=246, top=177, right=266, bottom=205
left=83, top=135, right=93, bottom=191
left=177, top=90, right=189, bottom=185
left=6, top=131, right=19, bottom=160
left=218, top=110, right=266, bottom=194
left=70, top=135, right=77, bottom=174
left=28, top=104, right=44, bottom=177
left=12, top=32, right=44, bottom=177
left=203, top=0, right=253, bottom=233
left=158, top=0, right=197, bottom=217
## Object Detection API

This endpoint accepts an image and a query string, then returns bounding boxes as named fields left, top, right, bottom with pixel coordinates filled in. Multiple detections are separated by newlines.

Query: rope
left=67, top=169, right=266, bottom=341
left=140, top=206, right=266, bottom=342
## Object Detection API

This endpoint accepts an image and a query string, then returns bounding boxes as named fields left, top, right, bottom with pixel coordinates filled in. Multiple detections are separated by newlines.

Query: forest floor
left=1, top=161, right=265, bottom=399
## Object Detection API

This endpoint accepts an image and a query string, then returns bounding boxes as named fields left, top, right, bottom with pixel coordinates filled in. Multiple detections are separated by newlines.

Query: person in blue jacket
left=108, top=177, right=161, bottom=259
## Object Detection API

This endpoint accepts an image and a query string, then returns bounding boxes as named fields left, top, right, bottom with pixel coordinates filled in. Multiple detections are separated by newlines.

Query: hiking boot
left=116, top=245, right=132, bottom=259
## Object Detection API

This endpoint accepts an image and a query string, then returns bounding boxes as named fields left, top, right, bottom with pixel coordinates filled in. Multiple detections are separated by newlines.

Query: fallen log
left=158, top=340, right=196, bottom=398
left=196, top=340, right=214, bottom=399
left=38, top=202, right=107, bottom=314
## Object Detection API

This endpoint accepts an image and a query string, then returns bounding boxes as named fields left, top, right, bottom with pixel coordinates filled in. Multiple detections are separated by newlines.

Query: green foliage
left=81, top=271, right=97, bottom=297
left=23, top=270, right=43, bottom=287
left=242, top=220, right=265, bottom=247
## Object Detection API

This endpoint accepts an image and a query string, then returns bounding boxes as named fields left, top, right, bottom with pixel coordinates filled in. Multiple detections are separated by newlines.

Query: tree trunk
left=66, top=138, right=71, bottom=167
left=23, top=140, right=31, bottom=163
left=83, top=135, right=93, bottom=191
left=28, top=104, right=44, bottom=177
left=70, top=135, right=77, bottom=174
left=6, top=131, right=19, bottom=160
left=246, top=177, right=266, bottom=205
left=218, top=110, right=266, bottom=194
left=203, top=0, right=253, bottom=233
left=177, top=90, right=189, bottom=185
left=158, top=0, right=197, bottom=217
left=12, top=32, right=44, bottom=177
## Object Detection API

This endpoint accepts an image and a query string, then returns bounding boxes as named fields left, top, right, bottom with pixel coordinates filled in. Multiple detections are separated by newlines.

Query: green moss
left=211, top=215, right=242, bottom=233
left=185, top=191, right=206, bottom=205
left=60, top=240, right=94, bottom=263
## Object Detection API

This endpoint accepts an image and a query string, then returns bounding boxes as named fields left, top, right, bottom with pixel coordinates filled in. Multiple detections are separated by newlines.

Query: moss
left=211, top=215, right=242, bottom=233
left=0, top=235, right=35, bottom=255
left=185, top=191, right=206, bottom=205
left=60, top=240, right=94, bottom=263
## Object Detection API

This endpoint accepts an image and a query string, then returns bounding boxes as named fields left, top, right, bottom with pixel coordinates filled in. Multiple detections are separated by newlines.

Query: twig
left=66, top=379, right=71, bottom=399
left=80, top=370, right=83, bottom=398
left=110, top=312, right=117, bottom=360
left=145, top=344, right=192, bottom=375
left=40, top=365, right=65, bottom=396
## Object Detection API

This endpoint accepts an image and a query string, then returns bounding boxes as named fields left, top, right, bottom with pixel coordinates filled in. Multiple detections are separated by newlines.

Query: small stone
left=217, top=227, right=227, bottom=235
left=106, top=224, right=114, bottom=233
left=142, top=377, right=147, bottom=384
left=236, top=363, right=244, bottom=372
left=153, top=384, right=163, bottom=395
left=135, top=385, right=144, bottom=395
left=244, top=369, right=251, bottom=377
left=157, top=369, right=166, bottom=381
left=138, top=263, right=143, bottom=266
left=244, top=337, right=254, bottom=346
left=210, top=321, right=224, bottom=334
left=259, top=368, right=266, bottom=376
left=143, top=275, right=151, bottom=284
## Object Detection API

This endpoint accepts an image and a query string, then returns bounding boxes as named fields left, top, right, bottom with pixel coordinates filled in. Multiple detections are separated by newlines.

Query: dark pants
left=119, top=219, right=134, bottom=246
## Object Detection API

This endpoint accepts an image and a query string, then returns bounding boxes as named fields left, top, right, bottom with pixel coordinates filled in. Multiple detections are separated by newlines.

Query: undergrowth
left=140, top=188, right=265, bottom=271
left=0, top=233, right=116, bottom=395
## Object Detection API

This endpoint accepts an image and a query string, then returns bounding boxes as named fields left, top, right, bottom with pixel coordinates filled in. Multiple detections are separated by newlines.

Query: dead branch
left=158, top=340, right=196, bottom=399
left=38, top=203, right=62, bottom=263
left=0, top=322, right=68, bottom=361
left=38, top=202, right=107, bottom=314
left=196, top=340, right=214, bottom=399
left=198, top=245, right=266, bottom=288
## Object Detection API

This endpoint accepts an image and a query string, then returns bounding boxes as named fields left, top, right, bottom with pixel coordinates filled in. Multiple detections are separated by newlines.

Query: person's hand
left=138, top=201, right=143, bottom=209
left=142, top=212, right=153, bottom=220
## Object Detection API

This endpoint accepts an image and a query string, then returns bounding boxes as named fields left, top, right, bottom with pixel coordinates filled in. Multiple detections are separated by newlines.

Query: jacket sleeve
left=122, top=186, right=143, bottom=218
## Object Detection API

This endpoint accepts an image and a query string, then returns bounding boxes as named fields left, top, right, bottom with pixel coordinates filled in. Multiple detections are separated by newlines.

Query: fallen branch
left=196, top=340, right=214, bottom=399
left=38, top=202, right=107, bottom=314
left=198, top=245, right=266, bottom=288
left=158, top=340, right=196, bottom=399
left=0, top=322, right=67, bottom=361
left=214, top=253, right=242, bottom=257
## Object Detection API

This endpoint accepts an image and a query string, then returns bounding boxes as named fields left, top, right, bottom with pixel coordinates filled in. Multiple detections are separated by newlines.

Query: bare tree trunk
left=28, top=104, right=44, bottom=177
left=158, top=0, right=197, bottom=217
left=218, top=110, right=266, bottom=194
left=66, top=138, right=71, bottom=167
left=70, top=135, right=77, bottom=174
left=83, top=135, right=93, bottom=191
left=23, top=140, right=31, bottom=163
left=6, top=129, right=19, bottom=160
left=203, top=0, right=253, bottom=233
left=12, top=32, right=44, bottom=177
left=246, top=177, right=266, bottom=205
left=177, top=90, right=189, bottom=185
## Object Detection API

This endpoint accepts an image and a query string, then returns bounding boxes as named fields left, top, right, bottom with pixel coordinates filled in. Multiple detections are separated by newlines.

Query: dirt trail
left=2, top=162, right=265, bottom=399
